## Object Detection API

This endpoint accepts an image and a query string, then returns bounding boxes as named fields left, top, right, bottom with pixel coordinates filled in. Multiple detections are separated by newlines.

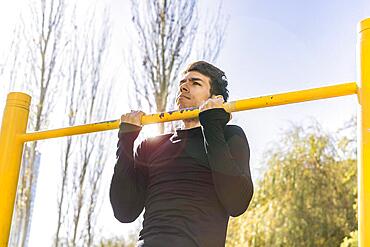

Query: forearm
left=200, top=109, right=254, bottom=216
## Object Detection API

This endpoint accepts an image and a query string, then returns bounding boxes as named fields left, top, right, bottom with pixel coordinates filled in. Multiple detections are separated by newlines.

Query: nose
left=180, top=81, right=189, bottom=93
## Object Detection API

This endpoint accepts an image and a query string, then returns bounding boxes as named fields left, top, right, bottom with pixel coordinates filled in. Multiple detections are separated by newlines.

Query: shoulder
left=224, top=124, right=246, bottom=136
left=224, top=125, right=249, bottom=142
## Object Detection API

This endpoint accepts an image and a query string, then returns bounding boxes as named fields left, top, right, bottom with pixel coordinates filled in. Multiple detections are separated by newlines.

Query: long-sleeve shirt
left=110, top=108, right=254, bottom=247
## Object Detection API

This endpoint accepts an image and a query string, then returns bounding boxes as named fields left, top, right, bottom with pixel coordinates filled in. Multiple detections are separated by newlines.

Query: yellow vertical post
left=358, top=18, right=370, bottom=247
left=0, top=92, right=31, bottom=246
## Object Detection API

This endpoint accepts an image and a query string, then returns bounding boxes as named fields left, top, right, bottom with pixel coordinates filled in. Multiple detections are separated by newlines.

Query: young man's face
left=175, top=71, right=212, bottom=109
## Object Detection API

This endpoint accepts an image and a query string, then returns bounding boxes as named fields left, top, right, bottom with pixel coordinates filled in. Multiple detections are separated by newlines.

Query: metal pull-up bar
left=0, top=18, right=369, bottom=247
left=17, top=82, right=356, bottom=142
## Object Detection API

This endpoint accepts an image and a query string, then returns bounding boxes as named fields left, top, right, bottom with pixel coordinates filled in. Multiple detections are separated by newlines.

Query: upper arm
left=110, top=138, right=149, bottom=223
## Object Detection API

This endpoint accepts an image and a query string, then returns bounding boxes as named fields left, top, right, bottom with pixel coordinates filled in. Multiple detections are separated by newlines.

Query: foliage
left=226, top=121, right=357, bottom=246
left=96, top=235, right=136, bottom=247
left=340, top=230, right=358, bottom=247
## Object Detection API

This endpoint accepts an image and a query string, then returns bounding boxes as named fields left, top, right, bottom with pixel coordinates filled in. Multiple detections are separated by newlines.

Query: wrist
left=199, top=108, right=230, bottom=127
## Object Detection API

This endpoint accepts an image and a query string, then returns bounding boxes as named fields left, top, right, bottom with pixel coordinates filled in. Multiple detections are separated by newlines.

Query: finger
left=209, top=98, right=223, bottom=105
left=128, top=110, right=145, bottom=117
left=211, top=95, right=223, bottom=99
left=132, top=110, right=145, bottom=114
left=216, top=96, right=224, bottom=102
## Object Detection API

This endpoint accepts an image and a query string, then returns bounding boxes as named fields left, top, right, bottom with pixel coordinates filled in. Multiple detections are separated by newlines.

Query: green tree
left=340, top=230, right=358, bottom=247
left=226, top=120, right=357, bottom=246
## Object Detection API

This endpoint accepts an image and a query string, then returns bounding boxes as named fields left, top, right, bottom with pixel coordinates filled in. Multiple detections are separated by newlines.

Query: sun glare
left=141, top=124, right=162, bottom=138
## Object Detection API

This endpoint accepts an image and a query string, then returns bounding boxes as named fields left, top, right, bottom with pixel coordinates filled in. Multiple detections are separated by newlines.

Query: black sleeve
left=199, top=108, right=254, bottom=217
left=109, top=123, right=148, bottom=223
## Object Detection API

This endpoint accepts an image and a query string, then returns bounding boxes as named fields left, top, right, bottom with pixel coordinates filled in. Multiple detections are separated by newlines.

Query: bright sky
left=0, top=0, right=369, bottom=246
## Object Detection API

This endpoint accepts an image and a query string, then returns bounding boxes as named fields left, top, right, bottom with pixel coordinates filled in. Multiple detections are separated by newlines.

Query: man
left=110, top=61, right=253, bottom=247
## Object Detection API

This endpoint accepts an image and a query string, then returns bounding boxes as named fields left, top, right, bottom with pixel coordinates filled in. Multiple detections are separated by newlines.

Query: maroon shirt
left=110, top=108, right=253, bottom=247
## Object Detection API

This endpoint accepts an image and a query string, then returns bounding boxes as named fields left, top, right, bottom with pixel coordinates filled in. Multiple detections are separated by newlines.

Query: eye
left=193, top=81, right=201, bottom=86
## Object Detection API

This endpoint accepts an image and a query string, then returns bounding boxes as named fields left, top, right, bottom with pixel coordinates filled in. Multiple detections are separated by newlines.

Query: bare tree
left=0, top=24, right=25, bottom=91
left=126, top=0, right=228, bottom=133
left=54, top=5, right=112, bottom=247
left=2, top=1, right=112, bottom=246
left=8, top=0, right=67, bottom=246
left=194, top=2, right=229, bottom=63
left=54, top=7, right=81, bottom=244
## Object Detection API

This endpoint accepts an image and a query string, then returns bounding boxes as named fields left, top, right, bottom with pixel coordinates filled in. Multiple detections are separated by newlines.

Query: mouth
left=178, top=94, right=190, bottom=100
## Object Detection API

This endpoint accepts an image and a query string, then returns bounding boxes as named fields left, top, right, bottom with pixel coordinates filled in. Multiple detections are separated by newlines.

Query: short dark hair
left=184, top=61, right=229, bottom=102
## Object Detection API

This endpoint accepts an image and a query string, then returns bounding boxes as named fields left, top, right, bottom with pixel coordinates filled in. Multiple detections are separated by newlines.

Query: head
left=176, top=61, right=229, bottom=109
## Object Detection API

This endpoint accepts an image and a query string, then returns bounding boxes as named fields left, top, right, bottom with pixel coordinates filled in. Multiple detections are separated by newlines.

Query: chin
left=177, top=103, right=196, bottom=109
left=176, top=99, right=199, bottom=109
left=176, top=101, right=189, bottom=109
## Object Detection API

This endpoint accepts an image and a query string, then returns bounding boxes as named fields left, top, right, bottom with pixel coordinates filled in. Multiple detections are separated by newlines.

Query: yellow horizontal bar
left=19, top=82, right=357, bottom=142
left=228, top=81, right=358, bottom=112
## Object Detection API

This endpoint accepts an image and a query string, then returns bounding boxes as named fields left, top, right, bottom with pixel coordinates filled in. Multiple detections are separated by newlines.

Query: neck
left=182, top=118, right=200, bottom=129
